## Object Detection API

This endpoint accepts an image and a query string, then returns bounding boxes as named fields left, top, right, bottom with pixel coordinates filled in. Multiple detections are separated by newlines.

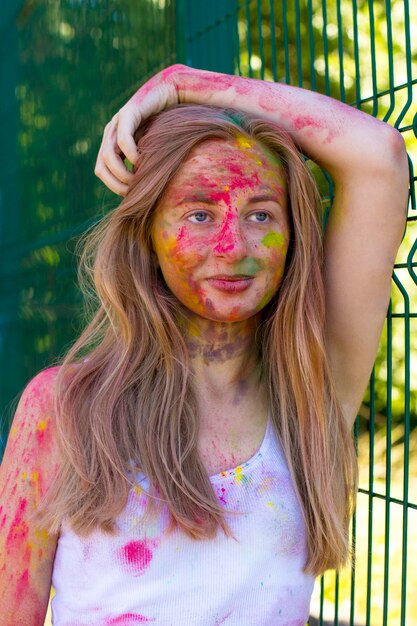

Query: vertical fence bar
left=382, top=302, right=393, bottom=626
left=269, top=0, right=277, bottom=82
left=307, top=0, right=316, bottom=91
left=393, top=272, right=410, bottom=626
left=335, top=0, right=345, bottom=102
left=334, top=571, right=340, bottom=625
left=319, top=575, right=324, bottom=626
left=351, top=0, right=361, bottom=108
left=294, top=0, right=303, bottom=87
left=395, top=0, right=412, bottom=129
left=350, top=417, right=359, bottom=626
left=256, top=0, right=264, bottom=80
left=321, top=0, right=330, bottom=95
left=282, top=0, right=291, bottom=84
left=365, top=369, right=376, bottom=626
left=245, top=0, right=253, bottom=78
left=367, top=0, right=378, bottom=116
left=232, top=0, right=242, bottom=76
left=383, top=0, right=395, bottom=122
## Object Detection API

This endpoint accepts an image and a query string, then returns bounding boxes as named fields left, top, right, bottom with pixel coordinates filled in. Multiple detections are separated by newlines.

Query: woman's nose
left=212, top=215, right=247, bottom=260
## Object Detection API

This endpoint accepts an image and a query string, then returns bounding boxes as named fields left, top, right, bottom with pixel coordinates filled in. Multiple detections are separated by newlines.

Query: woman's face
left=151, top=135, right=290, bottom=323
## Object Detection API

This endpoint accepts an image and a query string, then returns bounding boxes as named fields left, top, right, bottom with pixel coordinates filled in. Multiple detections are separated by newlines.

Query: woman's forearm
left=165, top=66, right=405, bottom=181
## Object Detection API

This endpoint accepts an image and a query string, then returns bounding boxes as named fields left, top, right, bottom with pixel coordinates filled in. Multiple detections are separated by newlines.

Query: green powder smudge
left=261, top=231, right=286, bottom=249
left=234, top=256, right=261, bottom=276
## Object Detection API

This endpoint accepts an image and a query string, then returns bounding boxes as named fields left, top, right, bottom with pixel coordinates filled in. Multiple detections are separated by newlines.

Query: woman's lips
left=206, top=276, right=254, bottom=293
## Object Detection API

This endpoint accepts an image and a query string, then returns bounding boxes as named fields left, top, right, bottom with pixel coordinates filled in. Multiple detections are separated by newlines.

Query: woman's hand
left=94, top=64, right=192, bottom=195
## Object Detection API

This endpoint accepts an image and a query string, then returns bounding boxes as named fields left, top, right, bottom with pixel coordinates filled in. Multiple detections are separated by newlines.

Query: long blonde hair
left=41, top=104, right=357, bottom=576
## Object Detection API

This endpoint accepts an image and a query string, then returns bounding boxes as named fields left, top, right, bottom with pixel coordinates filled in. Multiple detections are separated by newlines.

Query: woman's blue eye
left=251, top=211, right=269, bottom=222
left=190, top=211, right=209, bottom=223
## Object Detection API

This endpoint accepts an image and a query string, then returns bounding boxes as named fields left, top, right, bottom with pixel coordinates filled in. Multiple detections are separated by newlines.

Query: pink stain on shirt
left=217, top=486, right=227, bottom=505
left=118, top=539, right=157, bottom=576
left=214, top=610, right=233, bottom=625
left=106, top=613, right=156, bottom=624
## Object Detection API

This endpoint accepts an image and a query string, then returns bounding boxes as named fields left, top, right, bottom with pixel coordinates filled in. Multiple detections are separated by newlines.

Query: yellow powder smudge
left=37, top=418, right=48, bottom=431
left=235, top=466, right=245, bottom=484
left=34, top=528, right=50, bottom=548
left=236, top=135, right=254, bottom=150
left=267, top=500, right=279, bottom=512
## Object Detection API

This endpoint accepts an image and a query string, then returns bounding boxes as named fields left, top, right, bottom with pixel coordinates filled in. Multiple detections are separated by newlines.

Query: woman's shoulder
left=7, top=366, right=63, bottom=456
left=18, top=365, right=61, bottom=416
left=21, top=362, right=83, bottom=406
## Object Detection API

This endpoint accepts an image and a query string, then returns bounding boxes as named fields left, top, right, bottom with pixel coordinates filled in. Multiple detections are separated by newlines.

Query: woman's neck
left=178, top=311, right=264, bottom=401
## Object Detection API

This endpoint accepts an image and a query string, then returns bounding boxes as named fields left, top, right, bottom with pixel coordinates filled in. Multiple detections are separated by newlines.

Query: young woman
left=0, top=64, right=409, bottom=625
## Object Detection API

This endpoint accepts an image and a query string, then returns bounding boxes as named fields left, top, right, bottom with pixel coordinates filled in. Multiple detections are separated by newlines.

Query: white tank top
left=51, top=416, right=315, bottom=625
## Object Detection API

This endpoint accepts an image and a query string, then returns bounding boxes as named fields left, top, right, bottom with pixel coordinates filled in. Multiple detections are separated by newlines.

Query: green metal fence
left=0, top=1, right=415, bottom=624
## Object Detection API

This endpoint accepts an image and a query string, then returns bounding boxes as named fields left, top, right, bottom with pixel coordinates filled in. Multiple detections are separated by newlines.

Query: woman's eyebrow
left=249, top=193, right=283, bottom=204
left=175, top=191, right=283, bottom=207
left=175, top=193, right=217, bottom=206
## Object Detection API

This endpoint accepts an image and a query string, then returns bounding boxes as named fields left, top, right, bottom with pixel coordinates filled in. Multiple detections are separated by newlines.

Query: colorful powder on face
left=233, top=256, right=261, bottom=277
left=236, top=135, right=254, bottom=150
left=261, top=231, right=286, bottom=249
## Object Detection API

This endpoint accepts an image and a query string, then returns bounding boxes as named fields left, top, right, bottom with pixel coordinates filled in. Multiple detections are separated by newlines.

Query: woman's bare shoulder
left=3, top=365, right=64, bottom=468
left=0, top=366, right=65, bottom=623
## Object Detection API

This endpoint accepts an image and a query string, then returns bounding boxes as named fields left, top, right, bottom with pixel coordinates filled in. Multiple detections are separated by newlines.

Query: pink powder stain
left=6, top=497, right=29, bottom=552
left=82, top=542, right=92, bottom=561
left=118, top=539, right=157, bottom=576
left=214, top=611, right=233, bottom=625
left=217, top=486, right=227, bottom=505
left=292, top=114, right=323, bottom=131
left=291, top=113, right=336, bottom=144
left=187, top=71, right=251, bottom=98
left=106, top=613, right=156, bottom=624
left=258, top=90, right=280, bottom=113
left=213, top=207, right=240, bottom=255
left=15, top=568, right=30, bottom=601
left=35, top=415, right=52, bottom=448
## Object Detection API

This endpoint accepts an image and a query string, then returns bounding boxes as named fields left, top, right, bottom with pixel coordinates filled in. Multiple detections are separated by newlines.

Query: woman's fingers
left=94, top=146, right=133, bottom=196
left=95, top=113, right=134, bottom=193
left=116, top=101, right=144, bottom=165
left=95, top=65, right=185, bottom=192
left=94, top=158, right=131, bottom=197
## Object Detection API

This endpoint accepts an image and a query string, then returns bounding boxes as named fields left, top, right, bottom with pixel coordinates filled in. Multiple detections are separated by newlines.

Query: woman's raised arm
left=95, top=64, right=409, bottom=427
left=95, top=64, right=406, bottom=194
left=0, top=367, right=61, bottom=625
